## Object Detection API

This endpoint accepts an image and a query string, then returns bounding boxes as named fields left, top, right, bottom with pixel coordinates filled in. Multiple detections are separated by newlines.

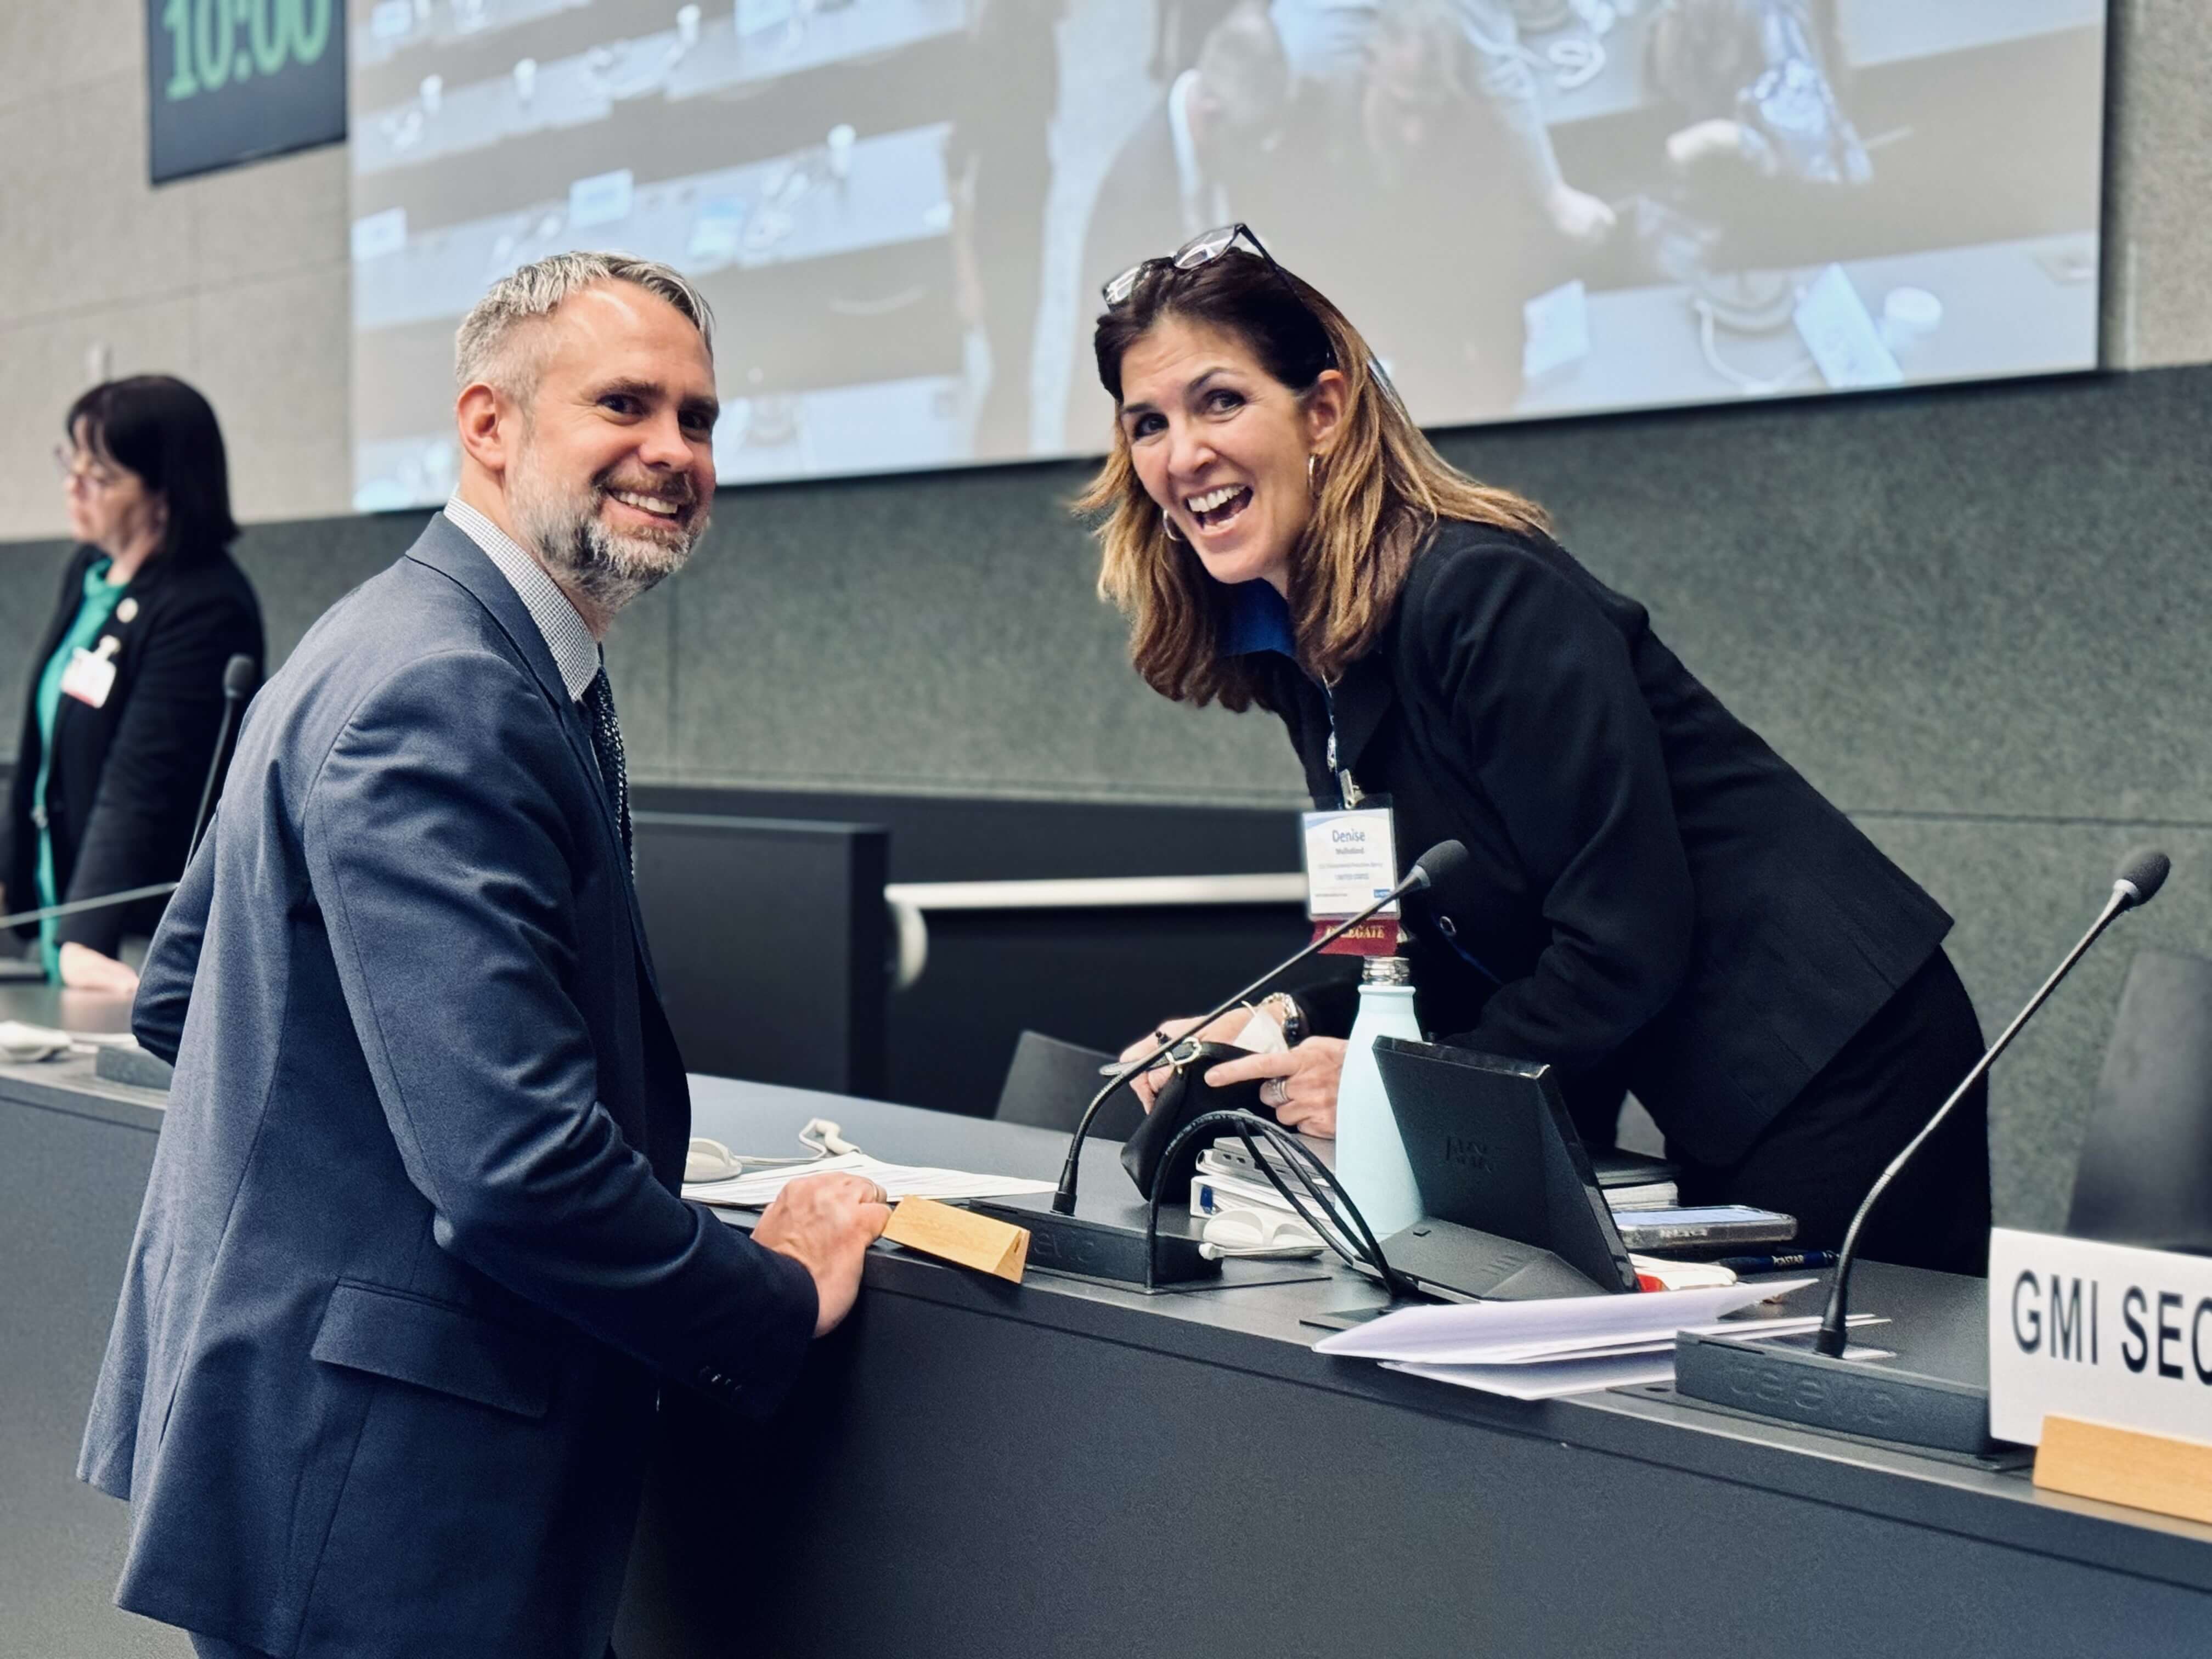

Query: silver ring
left=1264, top=1077, right=1289, bottom=1107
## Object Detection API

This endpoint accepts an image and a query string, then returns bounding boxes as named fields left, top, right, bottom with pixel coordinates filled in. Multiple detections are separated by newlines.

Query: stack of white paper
left=1312, top=1280, right=1876, bottom=1400
left=681, top=1150, right=1055, bottom=1209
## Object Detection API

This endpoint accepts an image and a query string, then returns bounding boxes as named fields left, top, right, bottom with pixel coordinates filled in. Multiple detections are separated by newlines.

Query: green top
left=33, top=556, right=128, bottom=979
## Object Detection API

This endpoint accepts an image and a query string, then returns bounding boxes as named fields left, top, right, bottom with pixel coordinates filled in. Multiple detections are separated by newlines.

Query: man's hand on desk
left=754, top=1173, right=892, bottom=1336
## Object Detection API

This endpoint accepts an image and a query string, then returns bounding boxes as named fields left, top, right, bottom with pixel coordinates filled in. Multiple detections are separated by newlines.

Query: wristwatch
left=1259, top=991, right=1307, bottom=1046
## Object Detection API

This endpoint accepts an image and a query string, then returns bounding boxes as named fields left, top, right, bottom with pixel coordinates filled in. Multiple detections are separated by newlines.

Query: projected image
left=348, top=0, right=2106, bottom=506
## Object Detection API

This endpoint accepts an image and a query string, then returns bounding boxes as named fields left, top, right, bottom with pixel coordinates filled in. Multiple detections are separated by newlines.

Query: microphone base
left=95, top=1044, right=174, bottom=1091
left=1672, top=1330, right=2000, bottom=1455
left=966, top=1196, right=1220, bottom=1286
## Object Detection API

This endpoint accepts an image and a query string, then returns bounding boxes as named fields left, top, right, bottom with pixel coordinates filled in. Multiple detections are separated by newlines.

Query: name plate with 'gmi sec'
left=1988, top=1227, right=2212, bottom=1448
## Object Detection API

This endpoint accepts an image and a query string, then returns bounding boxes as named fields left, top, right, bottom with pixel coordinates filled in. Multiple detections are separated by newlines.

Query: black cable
left=1141, top=1109, right=1414, bottom=1299
left=1052, top=846, right=1465, bottom=1216
left=1146, top=1111, right=1321, bottom=1287
left=1209, top=1117, right=1357, bottom=1267
left=1236, top=1119, right=1415, bottom=1301
left=1232, top=1121, right=1357, bottom=1260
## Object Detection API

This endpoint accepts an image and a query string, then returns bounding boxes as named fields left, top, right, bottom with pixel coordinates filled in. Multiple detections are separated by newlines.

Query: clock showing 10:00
left=145, top=0, right=347, bottom=185
left=160, top=0, right=335, bottom=100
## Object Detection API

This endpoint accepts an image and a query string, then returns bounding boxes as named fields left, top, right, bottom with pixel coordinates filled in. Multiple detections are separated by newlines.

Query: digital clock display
left=148, top=0, right=346, bottom=184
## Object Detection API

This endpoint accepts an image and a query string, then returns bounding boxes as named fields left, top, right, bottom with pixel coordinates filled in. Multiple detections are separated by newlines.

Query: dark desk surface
left=7, top=1059, right=2211, bottom=1657
left=675, top=1079, right=2212, bottom=1596
left=0, top=979, right=134, bottom=1035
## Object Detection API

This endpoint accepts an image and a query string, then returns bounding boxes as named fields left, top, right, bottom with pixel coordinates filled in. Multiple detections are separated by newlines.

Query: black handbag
left=1119, top=1041, right=1279, bottom=1203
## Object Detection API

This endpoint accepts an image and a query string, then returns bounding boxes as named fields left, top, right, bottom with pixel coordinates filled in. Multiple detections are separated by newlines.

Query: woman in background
left=1, top=377, right=262, bottom=993
left=1085, top=228, right=1989, bottom=1271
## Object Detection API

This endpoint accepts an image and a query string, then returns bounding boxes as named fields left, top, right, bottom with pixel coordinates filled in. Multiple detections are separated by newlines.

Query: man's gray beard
left=509, top=464, right=706, bottom=615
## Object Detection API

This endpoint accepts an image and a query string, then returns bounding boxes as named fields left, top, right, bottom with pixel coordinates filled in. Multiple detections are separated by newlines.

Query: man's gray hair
left=454, top=251, right=715, bottom=393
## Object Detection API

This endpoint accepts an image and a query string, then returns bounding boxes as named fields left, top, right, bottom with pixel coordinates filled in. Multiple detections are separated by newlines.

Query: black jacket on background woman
left=1248, top=520, right=1957, bottom=1171
left=2, top=543, right=262, bottom=956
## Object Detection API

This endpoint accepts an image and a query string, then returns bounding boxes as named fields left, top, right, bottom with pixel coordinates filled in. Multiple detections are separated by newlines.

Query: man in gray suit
left=78, top=252, right=889, bottom=1658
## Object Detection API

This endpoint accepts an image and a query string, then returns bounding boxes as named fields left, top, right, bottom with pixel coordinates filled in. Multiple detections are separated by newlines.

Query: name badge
left=1301, top=805, right=1402, bottom=920
left=59, top=645, right=119, bottom=709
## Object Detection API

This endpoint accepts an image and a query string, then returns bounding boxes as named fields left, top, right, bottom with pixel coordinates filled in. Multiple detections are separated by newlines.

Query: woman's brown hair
left=1075, top=248, right=1547, bottom=711
left=65, top=376, right=239, bottom=570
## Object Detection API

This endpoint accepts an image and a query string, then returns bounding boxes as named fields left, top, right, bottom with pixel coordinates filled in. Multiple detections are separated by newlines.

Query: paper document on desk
left=1382, top=1318, right=1888, bottom=1400
left=682, top=1150, right=1054, bottom=1209
left=1409, top=1312, right=1885, bottom=1367
left=1311, top=1279, right=1815, bottom=1363
left=1386, top=1351, right=1681, bottom=1400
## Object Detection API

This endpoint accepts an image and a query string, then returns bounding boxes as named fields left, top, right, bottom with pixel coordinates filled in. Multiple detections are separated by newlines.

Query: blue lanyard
left=1431, top=912, right=1503, bottom=986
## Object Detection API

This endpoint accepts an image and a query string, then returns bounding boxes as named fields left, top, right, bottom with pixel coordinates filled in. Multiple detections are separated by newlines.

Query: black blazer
left=2, top=543, right=262, bottom=953
left=1251, top=522, right=1951, bottom=1165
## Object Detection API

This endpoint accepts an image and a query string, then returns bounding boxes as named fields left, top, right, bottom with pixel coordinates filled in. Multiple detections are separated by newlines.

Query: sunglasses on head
left=1102, top=222, right=1308, bottom=311
left=1101, top=223, right=1419, bottom=411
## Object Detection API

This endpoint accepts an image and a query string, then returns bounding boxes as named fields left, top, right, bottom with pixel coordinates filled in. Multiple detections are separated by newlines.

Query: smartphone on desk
left=1609, top=1204, right=1796, bottom=1254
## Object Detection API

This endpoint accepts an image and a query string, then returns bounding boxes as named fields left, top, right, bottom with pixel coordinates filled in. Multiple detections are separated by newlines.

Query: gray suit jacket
left=78, top=515, right=817, bottom=1657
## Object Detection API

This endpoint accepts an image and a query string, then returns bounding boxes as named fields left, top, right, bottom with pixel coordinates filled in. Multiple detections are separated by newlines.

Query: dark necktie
left=582, top=667, right=631, bottom=868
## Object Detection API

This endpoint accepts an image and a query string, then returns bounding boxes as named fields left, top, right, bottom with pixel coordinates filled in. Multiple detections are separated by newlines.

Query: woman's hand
left=59, top=942, right=139, bottom=996
left=1545, top=182, right=1617, bottom=245
left=1200, top=1037, right=1348, bottom=1138
left=1666, top=117, right=1748, bottom=172
left=1116, top=1009, right=1255, bottom=1111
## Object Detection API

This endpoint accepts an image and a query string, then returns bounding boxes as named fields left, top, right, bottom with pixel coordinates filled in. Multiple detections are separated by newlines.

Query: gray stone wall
left=7, top=362, right=2211, bottom=1229
left=4, top=0, right=2208, bottom=1231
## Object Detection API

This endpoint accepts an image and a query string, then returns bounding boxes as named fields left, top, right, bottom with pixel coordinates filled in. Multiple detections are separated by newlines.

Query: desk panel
left=6, top=1063, right=2209, bottom=1657
left=0, top=1065, right=185, bottom=1656
left=625, top=1289, right=2211, bottom=1659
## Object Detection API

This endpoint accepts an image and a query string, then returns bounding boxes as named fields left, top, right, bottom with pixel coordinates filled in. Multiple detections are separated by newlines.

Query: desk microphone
left=1050, top=838, right=1468, bottom=1218
left=0, top=880, right=181, bottom=932
left=0, top=657, right=259, bottom=936
left=187, top=653, right=257, bottom=861
left=1812, top=845, right=2170, bottom=1355
left=1674, top=847, right=2170, bottom=1453
left=969, top=840, right=1468, bottom=1285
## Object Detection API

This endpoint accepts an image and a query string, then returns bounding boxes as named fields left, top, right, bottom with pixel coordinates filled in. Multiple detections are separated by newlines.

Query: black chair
left=2068, top=948, right=2212, bottom=1255
left=994, top=1029, right=1146, bottom=1141
left=630, top=811, right=889, bottom=1097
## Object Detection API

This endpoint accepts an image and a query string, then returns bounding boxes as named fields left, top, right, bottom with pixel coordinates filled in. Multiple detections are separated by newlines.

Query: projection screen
left=348, top=0, right=2106, bottom=507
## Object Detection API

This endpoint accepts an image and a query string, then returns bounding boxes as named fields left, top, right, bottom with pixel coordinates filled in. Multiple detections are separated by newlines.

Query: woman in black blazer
left=1, top=377, right=262, bottom=993
left=1082, top=229, right=1988, bottom=1273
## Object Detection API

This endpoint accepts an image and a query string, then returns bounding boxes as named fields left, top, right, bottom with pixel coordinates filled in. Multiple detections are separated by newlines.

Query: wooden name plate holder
left=882, top=1198, right=1030, bottom=1284
left=2034, top=1415, right=2212, bottom=1527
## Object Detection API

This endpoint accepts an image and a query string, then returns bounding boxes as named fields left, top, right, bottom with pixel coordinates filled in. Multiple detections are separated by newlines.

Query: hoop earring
left=1163, top=515, right=1184, bottom=543
left=1308, top=453, right=1321, bottom=496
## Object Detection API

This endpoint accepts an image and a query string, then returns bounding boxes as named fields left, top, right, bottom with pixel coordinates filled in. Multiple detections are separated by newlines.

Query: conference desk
left=5, top=1038, right=2211, bottom=1657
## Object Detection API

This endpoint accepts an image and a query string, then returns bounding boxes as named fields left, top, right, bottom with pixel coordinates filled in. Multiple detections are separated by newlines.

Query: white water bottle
left=1332, top=956, right=1426, bottom=1239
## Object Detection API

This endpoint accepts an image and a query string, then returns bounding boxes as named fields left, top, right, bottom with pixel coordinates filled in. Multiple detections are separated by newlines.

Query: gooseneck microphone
left=187, top=653, right=258, bottom=861
left=1812, top=846, right=2171, bottom=1357
left=0, top=656, right=262, bottom=935
left=1048, top=839, right=1470, bottom=1217
left=0, top=881, right=185, bottom=933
